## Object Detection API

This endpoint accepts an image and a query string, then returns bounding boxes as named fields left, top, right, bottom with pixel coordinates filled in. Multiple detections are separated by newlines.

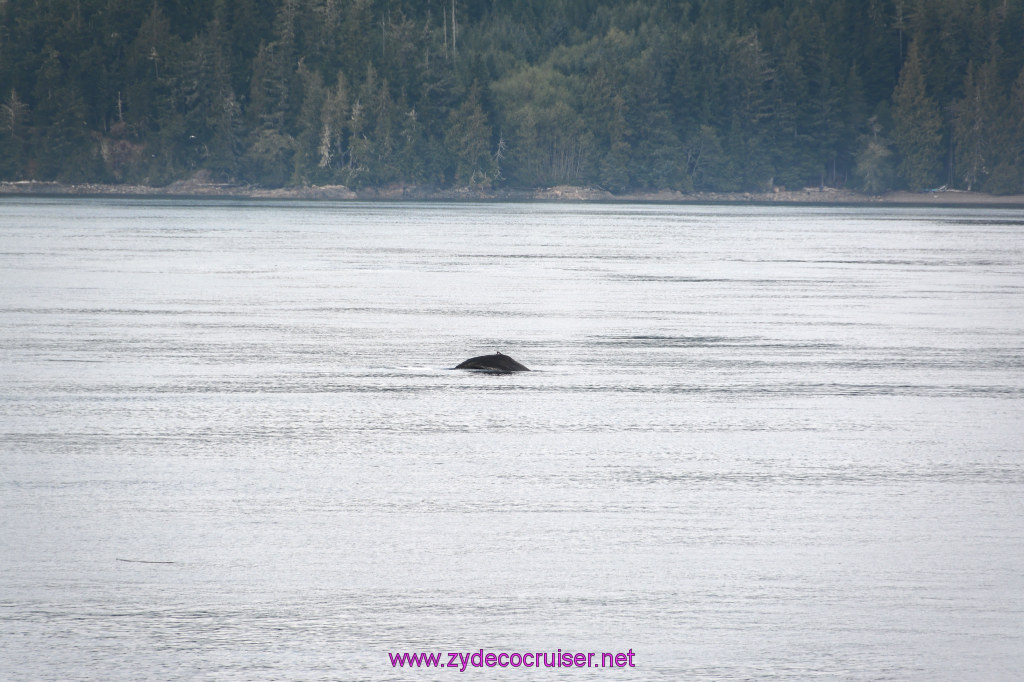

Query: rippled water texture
left=2, top=198, right=1023, bottom=680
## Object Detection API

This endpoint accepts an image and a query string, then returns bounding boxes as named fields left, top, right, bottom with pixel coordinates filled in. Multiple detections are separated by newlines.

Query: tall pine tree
left=892, top=41, right=942, bottom=190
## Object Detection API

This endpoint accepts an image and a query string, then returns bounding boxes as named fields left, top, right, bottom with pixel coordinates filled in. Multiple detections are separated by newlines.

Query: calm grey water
left=1, top=198, right=1023, bottom=681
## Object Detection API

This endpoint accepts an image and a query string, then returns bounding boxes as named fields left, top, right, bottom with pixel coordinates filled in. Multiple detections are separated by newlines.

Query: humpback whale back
left=453, top=352, right=530, bottom=372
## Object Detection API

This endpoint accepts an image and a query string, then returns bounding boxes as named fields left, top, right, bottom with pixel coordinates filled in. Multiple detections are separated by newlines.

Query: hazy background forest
left=1, top=0, right=1023, bottom=194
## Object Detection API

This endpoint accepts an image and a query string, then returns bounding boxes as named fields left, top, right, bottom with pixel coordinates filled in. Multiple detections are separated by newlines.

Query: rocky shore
left=2, top=177, right=1023, bottom=206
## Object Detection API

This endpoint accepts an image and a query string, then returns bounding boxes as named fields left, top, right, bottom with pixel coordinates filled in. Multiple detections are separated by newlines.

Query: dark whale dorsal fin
left=454, top=353, right=530, bottom=372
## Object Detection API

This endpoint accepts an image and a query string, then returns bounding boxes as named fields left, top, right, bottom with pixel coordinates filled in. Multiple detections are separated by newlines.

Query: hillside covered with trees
left=1, top=0, right=1023, bottom=194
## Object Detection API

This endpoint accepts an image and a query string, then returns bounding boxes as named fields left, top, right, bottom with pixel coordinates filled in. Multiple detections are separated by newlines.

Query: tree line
left=2, top=0, right=1022, bottom=194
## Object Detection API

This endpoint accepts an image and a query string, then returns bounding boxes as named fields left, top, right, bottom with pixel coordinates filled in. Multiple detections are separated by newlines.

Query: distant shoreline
left=2, top=179, right=1024, bottom=207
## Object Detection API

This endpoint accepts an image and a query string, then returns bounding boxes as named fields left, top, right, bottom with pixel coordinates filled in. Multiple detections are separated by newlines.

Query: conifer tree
left=291, top=60, right=327, bottom=184
left=0, top=89, right=29, bottom=178
left=892, top=41, right=942, bottom=190
left=445, top=81, right=496, bottom=187
left=952, top=60, right=1000, bottom=191
left=985, top=66, right=1024, bottom=195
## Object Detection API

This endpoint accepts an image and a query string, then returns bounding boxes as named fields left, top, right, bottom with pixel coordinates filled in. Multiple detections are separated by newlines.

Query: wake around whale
left=453, top=352, right=530, bottom=373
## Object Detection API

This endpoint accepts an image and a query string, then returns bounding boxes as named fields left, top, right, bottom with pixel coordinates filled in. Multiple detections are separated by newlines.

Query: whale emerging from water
left=453, top=352, right=530, bottom=372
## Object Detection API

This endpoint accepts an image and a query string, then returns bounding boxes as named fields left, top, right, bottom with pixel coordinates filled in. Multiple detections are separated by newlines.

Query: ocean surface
left=1, top=198, right=1022, bottom=681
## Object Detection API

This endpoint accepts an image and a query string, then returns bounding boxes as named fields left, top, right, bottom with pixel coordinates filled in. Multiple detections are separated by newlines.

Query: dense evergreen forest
left=2, top=0, right=1023, bottom=194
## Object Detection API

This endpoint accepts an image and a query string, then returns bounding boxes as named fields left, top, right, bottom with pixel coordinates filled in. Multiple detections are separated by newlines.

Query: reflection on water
left=1, top=199, right=1023, bottom=681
